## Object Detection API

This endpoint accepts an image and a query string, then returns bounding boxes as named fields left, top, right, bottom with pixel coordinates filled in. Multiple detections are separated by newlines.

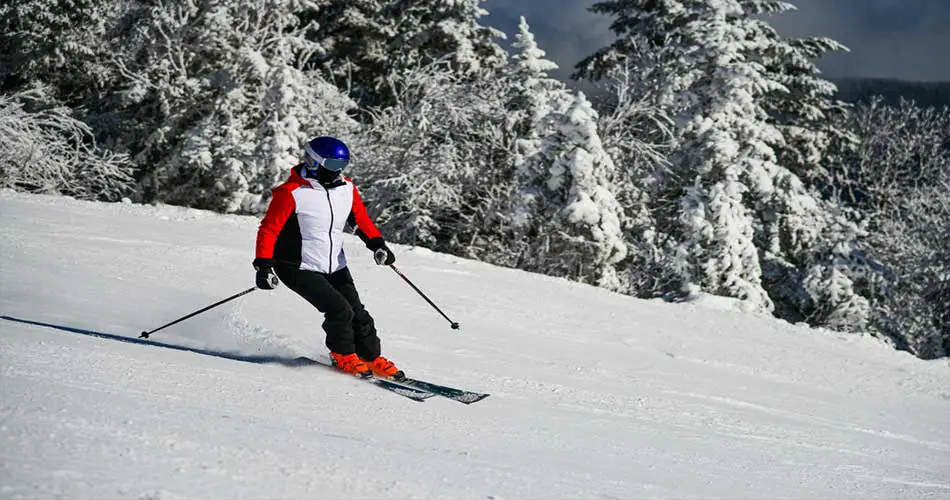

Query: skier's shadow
left=0, top=315, right=316, bottom=367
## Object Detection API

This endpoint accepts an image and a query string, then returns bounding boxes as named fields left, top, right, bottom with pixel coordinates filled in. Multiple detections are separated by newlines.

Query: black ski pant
left=274, top=265, right=381, bottom=360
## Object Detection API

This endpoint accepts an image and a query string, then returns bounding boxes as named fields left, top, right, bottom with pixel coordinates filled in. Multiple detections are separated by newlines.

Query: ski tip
left=459, top=394, right=490, bottom=404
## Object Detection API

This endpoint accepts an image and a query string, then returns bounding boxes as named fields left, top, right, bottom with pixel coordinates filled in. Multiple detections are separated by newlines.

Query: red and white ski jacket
left=255, top=167, right=383, bottom=274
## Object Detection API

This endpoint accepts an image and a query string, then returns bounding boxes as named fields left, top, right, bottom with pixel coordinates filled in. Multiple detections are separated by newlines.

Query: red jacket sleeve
left=256, top=187, right=296, bottom=260
left=350, top=183, right=382, bottom=240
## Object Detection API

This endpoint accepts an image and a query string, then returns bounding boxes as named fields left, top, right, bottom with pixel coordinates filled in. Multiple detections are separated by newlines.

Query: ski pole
left=388, top=264, right=460, bottom=330
left=139, top=287, right=257, bottom=339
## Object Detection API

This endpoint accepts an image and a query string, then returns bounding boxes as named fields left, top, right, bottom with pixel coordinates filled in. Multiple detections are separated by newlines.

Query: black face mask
left=304, top=165, right=342, bottom=186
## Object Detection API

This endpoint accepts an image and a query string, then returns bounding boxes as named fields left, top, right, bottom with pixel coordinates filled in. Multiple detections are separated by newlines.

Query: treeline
left=1, top=0, right=947, bottom=359
left=834, top=78, right=950, bottom=108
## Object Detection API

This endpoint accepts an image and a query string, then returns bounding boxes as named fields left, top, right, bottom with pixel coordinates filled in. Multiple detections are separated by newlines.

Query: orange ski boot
left=329, top=352, right=372, bottom=378
left=366, top=356, right=405, bottom=381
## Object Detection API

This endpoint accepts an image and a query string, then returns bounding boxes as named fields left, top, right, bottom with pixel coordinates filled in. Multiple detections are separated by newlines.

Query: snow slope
left=1, top=190, right=948, bottom=499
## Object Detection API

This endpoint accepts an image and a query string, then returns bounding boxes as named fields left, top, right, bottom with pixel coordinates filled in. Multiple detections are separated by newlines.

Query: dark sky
left=483, top=0, right=950, bottom=82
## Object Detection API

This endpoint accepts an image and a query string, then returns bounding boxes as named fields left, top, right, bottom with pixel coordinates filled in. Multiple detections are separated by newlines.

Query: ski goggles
left=304, top=147, right=349, bottom=172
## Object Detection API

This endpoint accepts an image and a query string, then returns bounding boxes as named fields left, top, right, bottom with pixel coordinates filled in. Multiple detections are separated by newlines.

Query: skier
left=253, top=136, right=403, bottom=380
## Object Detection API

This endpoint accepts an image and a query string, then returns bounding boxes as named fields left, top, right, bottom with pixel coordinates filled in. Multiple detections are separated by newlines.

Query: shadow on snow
left=0, top=315, right=316, bottom=368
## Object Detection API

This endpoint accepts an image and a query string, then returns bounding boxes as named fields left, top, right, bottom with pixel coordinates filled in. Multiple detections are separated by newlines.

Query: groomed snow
left=1, top=190, right=947, bottom=499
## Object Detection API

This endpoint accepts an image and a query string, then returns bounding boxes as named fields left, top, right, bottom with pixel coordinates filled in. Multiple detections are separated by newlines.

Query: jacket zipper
left=325, top=188, right=334, bottom=272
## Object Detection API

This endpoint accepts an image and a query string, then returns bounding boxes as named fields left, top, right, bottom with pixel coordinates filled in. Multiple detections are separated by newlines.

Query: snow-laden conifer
left=535, top=93, right=629, bottom=290
left=575, top=0, right=875, bottom=318
left=111, top=0, right=357, bottom=212
left=740, top=0, right=856, bottom=190
left=505, top=18, right=629, bottom=290
left=505, top=16, right=571, bottom=256
left=0, top=0, right=125, bottom=101
left=315, top=0, right=506, bottom=107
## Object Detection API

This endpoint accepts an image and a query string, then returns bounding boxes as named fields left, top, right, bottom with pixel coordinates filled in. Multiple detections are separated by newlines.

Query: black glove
left=253, top=258, right=280, bottom=290
left=367, top=238, right=395, bottom=266
left=374, top=246, right=395, bottom=266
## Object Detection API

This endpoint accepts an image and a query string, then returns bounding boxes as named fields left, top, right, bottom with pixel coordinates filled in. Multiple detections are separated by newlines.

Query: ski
left=290, top=357, right=434, bottom=402
left=367, top=377, right=434, bottom=402
left=290, top=356, right=489, bottom=404
left=396, top=377, right=490, bottom=405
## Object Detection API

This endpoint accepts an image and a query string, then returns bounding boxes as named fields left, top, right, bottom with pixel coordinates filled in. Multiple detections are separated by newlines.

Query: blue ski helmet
left=303, top=136, right=350, bottom=177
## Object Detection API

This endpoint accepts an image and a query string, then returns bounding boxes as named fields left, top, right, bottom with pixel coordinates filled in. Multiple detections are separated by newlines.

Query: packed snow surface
left=1, top=191, right=948, bottom=499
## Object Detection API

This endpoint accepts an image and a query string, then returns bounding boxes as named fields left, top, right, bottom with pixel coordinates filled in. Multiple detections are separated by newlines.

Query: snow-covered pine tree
left=740, top=0, right=856, bottom=190
left=651, top=0, right=783, bottom=310
left=386, top=0, right=507, bottom=78
left=760, top=169, right=877, bottom=331
left=100, top=0, right=222, bottom=192
left=530, top=92, right=630, bottom=291
left=307, top=0, right=392, bottom=105
left=504, top=17, right=570, bottom=267
left=107, top=0, right=357, bottom=212
left=730, top=0, right=880, bottom=330
left=314, top=0, right=507, bottom=107
left=573, top=0, right=684, bottom=87
left=573, top=0, right=742, bottom=301
left=0, top=0, right=125, bottom=102
left=506, top=17, right=562, bottom=143
left=504, top=17, right=630, bottom=290
left=574, top=0, right=876, bottom=321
